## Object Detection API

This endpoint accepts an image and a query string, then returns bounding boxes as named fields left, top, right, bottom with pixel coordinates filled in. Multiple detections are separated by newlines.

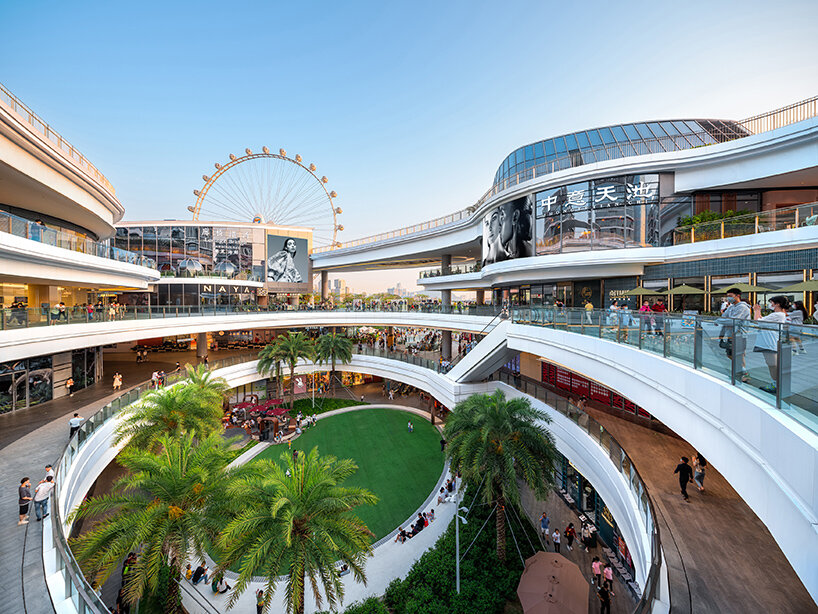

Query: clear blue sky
left=2, top=1, right=817, bottom=291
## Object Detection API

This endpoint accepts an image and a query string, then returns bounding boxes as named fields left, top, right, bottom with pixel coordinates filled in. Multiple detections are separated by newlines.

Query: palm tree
left=444, top=389, right=558, bottom=562
left=185, top=362, right=230, bottom=404
left=68, top=433, right=237, bottom=611
left=258, top=342, right=284, bottom=399
left=266, top=332, right=315, bottom=409
left=315, top=333, right=353, bottom=394
left=114, top=380, right=225, bottom=450
left=217, top=447, right=378, bottom=614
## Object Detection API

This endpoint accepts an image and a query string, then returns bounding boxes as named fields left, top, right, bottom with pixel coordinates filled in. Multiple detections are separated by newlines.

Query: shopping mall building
left=2, top=78, right=818, bottom=614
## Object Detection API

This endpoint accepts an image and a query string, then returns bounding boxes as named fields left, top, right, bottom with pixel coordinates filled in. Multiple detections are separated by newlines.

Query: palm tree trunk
left=331, top=356, right=336, bottom=395
left=163, top=560, right=183, bottom=614
left=290, top=365, right=296, bottom=409
left=496, top=496, right=507, bottom=563
left=296, top=568, right=306, bottom=614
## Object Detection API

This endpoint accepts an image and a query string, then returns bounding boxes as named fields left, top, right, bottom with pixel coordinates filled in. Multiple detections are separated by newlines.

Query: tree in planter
left=258, top=342, right=284, bottom=399
left=264, top=332, right=316, bottom=409
left=114, top=372, right=228, bottom=451
left=315, top=332, right=353, bottom=394
left=68, top=433, right=238, bottom=612
left=217, top=447, right=378, bottom=614
left=444, top=390, right=558, bottom=562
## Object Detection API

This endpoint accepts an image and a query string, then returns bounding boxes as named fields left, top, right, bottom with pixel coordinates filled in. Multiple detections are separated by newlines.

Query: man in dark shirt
left=674, top=456, right=694, bottom=501
left=18, top=477, right=31, bottom=525
left=191, top=563, right=206, bottom=584
left=597, top=585, right=612, bottom=614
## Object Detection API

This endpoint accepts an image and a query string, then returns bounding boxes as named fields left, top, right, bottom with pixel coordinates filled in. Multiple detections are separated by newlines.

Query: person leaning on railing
left=716, top=288, right=752, bottom=382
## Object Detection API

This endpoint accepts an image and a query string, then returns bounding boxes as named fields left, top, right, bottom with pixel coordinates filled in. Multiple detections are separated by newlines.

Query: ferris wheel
left=188, top=147, right=343, bottom=248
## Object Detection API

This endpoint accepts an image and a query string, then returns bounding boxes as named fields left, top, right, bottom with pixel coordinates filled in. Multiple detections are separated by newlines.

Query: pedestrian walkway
left=519, top=487, right=635, bottom=614
left=585, top=406, right=818, bottom=614
left=0, top=349, right=245, bottom=614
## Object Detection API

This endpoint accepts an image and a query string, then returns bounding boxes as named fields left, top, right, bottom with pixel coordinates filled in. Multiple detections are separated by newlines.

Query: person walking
left=33, top=475, right=54, bottom=521
left=603, top=563, right=614, bottom=590
left=581, top=523, right=593, bottom=552
left=597, top=584, right=612, bottom=614
left=693, top=453, right=707, bottom=492
left=18, top=477, right=32, bottom=525
left=674, top=456, right=694, bottom=502
left=256, top=589, right=265, bottom=614
left=113, top=372, right=122, bottom=391
left=552, top=528, right=561, bottom=553
left=564, top=522, right=576, bottom=551
left=539, top=513, right=550, bottom=545
left=591, top=556, right=602, bottom=586
left=69, top=413, right=83, bottom=438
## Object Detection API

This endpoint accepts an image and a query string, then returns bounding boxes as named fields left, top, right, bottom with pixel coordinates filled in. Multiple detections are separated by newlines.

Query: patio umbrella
left=666, top=284, right=705, bottom=295
left=517, top=551, right=588, bottom=614
left=775, top=280, right=818, bottom=293
left=624, top=286, right=667, bottom=296
left=712, top=282, right=772, bottom=293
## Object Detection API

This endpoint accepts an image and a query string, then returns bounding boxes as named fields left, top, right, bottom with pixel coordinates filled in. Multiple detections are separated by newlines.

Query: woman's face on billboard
left=284, top=239, right=297, bottom=254
left=487, top=210, right=500, bottom=242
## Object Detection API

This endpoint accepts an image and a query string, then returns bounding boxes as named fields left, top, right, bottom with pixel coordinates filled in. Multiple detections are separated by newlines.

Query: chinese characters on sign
left=536, top=175, right=658, bottom=213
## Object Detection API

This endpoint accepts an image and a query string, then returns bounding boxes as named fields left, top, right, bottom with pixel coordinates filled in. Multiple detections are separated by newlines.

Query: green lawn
left=250, top=408, right=444, bottom=540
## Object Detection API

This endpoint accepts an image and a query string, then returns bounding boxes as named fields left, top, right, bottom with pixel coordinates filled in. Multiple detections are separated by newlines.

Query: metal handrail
left=0, top=209, right=157, bottom=269
left=0, top=81, right=116, bottom=196
left=492, top=369, right=662, bottom=611
left=312, top=95, right=818, bottom=254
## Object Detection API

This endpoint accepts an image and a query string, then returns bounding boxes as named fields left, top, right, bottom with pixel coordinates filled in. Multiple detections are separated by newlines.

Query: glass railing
left=0, top=209, right=156, bottom=269
left=672, top=201, right=818, bottom=245
left=491, top=369, right=660, bottom=612
left=419, top=263, right=482, bottom=278
left=0, top=81, right=116, bottom=196
left=512, top=306, right=818, bottom=434
left=355, top=345, right=454, bottom=373
left=0, top=302, right=500, bottom=330
left=49, top=352, right=258, bottom=614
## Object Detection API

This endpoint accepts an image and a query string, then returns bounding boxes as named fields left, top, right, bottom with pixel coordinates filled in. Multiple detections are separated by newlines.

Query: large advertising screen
left=481, top=196, right=534, bottom=267
left=266, top=235, right=309, bottom=283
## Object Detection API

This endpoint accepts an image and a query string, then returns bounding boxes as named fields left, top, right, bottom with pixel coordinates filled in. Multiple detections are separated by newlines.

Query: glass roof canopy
left=493, top=119, right=752, bottom=185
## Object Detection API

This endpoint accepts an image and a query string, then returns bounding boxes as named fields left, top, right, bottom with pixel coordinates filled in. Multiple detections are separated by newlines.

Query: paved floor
left=0, top=350, right=244, bottom=614
left=585, top=405, right=818, bottom=614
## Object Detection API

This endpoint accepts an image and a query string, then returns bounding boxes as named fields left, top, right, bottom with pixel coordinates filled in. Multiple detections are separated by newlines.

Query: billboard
left=266, top=234, right=309, bottom=283
left=481, top=196, right=534, bottom=267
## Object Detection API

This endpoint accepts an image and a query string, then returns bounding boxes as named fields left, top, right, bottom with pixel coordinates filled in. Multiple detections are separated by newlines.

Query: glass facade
left=535, top=174, right=663, bottom=252
left=0, top=355, right=53, bottom=413
left=494, top=119, right=750, bottom=186
left=115, top=224, right=265, bottom=281
left=154, top=282, right=258, bottom=307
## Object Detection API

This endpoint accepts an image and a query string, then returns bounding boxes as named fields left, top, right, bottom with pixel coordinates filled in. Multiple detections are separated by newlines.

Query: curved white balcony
left=49, top=354, right=666, bottom=614
left=0, top=82, right=123, bottom=238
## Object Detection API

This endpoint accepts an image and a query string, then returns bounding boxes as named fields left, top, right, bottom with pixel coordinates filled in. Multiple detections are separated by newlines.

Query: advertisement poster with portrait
left=266, top=234, right=309, bottom=284
left=481, top=196, right=535, bottom=267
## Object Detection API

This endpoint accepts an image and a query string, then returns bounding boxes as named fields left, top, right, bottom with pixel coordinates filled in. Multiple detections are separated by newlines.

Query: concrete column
left=476, top=290, right=485, bottom=306
left=197, top=332, right=208, bottom=359
left=288, top=294, right=300, bottom=308
left=441, top=330, right=452, bottom=361
left=441, top=254, right=452, bottom=275
left=441, top=289, right=452, bottom=307
left=321, top=270, right=329, bottom=301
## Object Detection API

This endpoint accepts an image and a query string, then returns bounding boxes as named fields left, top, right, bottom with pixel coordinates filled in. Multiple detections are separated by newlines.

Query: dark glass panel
left=525, top=145, right=534, bottom=161
left=564, top=133, right=578, bottom=151
left=634, top=124, right=654, bottom=139
left=554, top=137, right=567, bottom=153
left=599, top=127, right=616, bottom=144
left=660, top=121, right=679, bottom=136
left=588, top=130, right=603, bottom=147
left=545, top=139, right=555, bottom=157
left=533, top=142, right=544, bottom=158
left=647, top=122, right=666, bottom=137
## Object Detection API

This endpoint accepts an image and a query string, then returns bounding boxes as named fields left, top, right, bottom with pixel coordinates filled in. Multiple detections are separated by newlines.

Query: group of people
left=186, top=561, right=232, bottom=594
left=539, top=512, right=615, bottom=613
left=17, top=464, right=55, bottom=525
left=394, top=510, right=436, bottom=544
left=150, top=370, right=167, bottom=388
left=674, top=453, right=708, bottom=502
